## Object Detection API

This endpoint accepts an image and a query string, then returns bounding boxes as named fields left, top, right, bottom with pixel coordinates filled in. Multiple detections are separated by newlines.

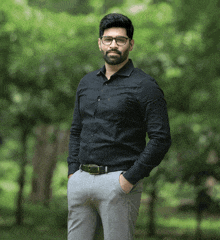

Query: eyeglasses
left=101, top=36, right=129, bottom=46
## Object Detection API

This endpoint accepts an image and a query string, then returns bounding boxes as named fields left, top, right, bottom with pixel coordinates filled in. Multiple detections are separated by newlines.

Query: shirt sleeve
left=67, top=90, right=82, bottom=176
left=123, top=80, right=171, bottom=185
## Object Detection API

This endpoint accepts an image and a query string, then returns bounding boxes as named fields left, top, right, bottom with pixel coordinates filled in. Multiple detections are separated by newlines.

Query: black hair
left=99, top=13, right=134, bottom=39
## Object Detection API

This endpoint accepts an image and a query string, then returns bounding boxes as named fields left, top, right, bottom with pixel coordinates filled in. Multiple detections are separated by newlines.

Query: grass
left=1, top=195, right=220, bottom=240
left=0, top=194, right=68, bottom=239
left=0, top=225, right=67, bottom=240
left=136, top=203, right=220, bottom=240
left=0, top=160, right=220, bottom=239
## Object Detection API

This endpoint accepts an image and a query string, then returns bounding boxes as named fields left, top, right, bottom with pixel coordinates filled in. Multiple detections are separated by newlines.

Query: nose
left=110, top=39, right=118, bottom=47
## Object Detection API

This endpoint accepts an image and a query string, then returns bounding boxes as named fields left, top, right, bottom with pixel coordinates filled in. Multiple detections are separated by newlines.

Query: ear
left=98, top=38, right=102, bottom=51
left=129, top=39, right=134, bottom=52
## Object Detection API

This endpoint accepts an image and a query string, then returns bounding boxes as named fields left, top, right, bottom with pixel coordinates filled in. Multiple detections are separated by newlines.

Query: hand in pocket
left=119, top=173, right=134, bottom=194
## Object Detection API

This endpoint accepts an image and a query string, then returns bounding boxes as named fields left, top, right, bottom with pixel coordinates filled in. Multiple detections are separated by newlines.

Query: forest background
left=0, top=0, right=220, bottom=239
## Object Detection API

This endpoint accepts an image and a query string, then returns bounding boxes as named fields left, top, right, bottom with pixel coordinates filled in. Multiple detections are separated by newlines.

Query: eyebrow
left=103, top=36, right=128, bottom=38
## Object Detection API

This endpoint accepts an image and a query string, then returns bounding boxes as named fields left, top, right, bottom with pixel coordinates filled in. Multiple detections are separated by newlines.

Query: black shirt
left=67, top=59, right=171, bottom=184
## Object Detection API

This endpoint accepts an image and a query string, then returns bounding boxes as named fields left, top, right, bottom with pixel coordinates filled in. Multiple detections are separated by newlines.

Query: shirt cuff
left=68, top=162, right=80, bottom=176
left=123, top=164, right=155, bottom=185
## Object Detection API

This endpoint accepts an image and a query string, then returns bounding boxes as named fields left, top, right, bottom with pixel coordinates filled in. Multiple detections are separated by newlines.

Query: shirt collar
left=97, top=59, right=134, bottom=77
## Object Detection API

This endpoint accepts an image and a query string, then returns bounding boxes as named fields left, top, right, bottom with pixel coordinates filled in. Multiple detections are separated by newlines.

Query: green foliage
left=0, top=0, right=101, bottom=134
left=28, top=0, right=93, bottom=15
left=0, top=0, right=220, bottom=235
left=132, top=0, right=220, bottom=188
left=1, top=160, right=220, bottom=239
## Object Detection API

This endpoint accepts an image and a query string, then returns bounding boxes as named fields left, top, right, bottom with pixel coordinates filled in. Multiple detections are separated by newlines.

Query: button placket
left=94, top=96, right=100, bottom=116
left=95, top=81, right=109, bottom=116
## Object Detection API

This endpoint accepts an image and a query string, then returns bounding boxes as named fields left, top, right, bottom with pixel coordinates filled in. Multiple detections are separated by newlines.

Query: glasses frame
left=101, top=36, right=130, bottom=46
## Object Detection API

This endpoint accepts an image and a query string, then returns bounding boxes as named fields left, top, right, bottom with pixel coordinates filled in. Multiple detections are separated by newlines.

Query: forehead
left=103, top=27, right=127, bottom=37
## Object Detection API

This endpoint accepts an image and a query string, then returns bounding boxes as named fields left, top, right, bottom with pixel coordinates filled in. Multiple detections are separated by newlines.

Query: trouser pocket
left=116, top=171, right=128, bottom=194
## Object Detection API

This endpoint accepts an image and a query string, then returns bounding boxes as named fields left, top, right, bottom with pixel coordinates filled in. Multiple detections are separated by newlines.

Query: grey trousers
left=67, top=170, right=143, bottom=240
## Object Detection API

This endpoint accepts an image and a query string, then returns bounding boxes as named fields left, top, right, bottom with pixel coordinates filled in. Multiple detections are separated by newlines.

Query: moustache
left=106, top=50, right=121, bottom=55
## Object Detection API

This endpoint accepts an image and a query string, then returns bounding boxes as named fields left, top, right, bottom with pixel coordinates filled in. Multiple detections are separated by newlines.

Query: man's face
left=98, top=27, right=134, bottom=66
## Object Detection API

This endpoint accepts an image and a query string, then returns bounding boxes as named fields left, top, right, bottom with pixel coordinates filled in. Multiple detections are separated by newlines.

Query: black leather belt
left=80, top=164, right=125, bottom=175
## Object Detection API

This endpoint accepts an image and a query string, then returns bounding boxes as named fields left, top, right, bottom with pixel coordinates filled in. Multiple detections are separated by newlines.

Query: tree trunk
left=195, top=205, right=202, bottom=240
left=194, top=173, right=210, bottom=240
left=30, top=125, right=69, bottom=206
left=148, top=184, right=157, bottom=237
left=15, top=128, right=28, bottom=225
left=195, top=186, right=212, bottom=240
left=195, top=189, right=203, bottom=240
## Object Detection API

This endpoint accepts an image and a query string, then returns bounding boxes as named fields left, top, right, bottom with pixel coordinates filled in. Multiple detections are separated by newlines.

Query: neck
left=105, top=58, right=129, bottom=80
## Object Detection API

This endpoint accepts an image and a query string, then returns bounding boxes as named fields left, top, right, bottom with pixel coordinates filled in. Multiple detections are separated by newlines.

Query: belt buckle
left=89, top=164, right=100, bottom=175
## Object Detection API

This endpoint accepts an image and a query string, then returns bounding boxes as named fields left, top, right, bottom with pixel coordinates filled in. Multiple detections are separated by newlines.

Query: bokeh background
left=0, top=0, right=220, bottom=239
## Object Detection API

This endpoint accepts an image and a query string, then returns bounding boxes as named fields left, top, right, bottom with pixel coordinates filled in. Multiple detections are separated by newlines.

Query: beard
left=102, top=48, right=130, bottom=65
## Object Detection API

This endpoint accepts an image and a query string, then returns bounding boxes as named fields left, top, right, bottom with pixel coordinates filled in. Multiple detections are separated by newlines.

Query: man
left=67, top=13, right=171, bottom=240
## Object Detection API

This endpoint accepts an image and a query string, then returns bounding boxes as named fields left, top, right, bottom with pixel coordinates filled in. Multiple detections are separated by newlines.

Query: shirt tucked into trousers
left=67, top=59, right=171, bottom=239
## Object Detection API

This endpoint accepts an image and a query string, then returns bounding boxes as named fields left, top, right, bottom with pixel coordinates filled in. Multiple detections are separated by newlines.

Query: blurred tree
left=1, top=0, right=220, bottom=234
left=170, top=2, right=220, bottom=239
left=28, top=0, right=125, bottom=15
left=0, top=0, right=100, bottom=223
left=100, top=0, right=124, bottom=14
left=30, top=126, right=69, bottom=206
left=129, top=0, right=220, bottom=237
left=0, top=10, right=11, bottom=137
left=0, top=10, right=10, bottom=100
left=15, top=114, right=32, bottom=225
left=28, top=0, right=93, bottom=15
left=145, top=170, right=160, bottom=237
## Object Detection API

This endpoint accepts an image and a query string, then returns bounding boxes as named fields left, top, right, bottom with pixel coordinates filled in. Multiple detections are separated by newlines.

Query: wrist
left=68, top=174, right=73, bottom=179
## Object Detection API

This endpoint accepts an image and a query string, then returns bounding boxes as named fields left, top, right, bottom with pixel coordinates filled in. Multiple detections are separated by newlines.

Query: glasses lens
left=116, top=37, right=127, bottom=45
left=102, top=37, right=128, bottom=46
left=102, top=37, right=112, bottom=45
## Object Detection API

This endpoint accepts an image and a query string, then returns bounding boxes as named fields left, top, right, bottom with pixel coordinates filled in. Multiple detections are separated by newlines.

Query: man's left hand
left=119, top=173, right=134, bottom=194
